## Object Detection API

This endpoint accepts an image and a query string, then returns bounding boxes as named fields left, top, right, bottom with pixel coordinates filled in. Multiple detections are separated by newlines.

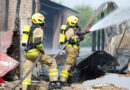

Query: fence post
left=97, top=30, right=100, bottom=50
left=92, top=31, right=96, bottom=52
left=101, top=12, right=105, bottom=51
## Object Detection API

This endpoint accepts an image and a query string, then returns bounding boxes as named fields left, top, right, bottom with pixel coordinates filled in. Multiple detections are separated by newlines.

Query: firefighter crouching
left=21, top=13, right=60, bottom=90
left=59, top=15, right=90, bottom=86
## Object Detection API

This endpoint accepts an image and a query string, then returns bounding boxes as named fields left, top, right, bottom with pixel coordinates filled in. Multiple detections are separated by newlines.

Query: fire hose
left=10, top=42, right=68, bottom=90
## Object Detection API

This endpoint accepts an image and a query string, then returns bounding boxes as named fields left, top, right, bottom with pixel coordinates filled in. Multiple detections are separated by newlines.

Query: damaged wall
left=0, top=0, right=17, bottom=30
left=0, top=0, right=6, bottom=31
left=105, top=22, right=130, bottom=55
left=0, top=0, right=17, bottom=52
left=105, top=2, right=130, bottom=55
left=0, top=0, right=20, bottom=79
left=8, top=0, right=17, bottom=30
left=0, top=0, right=17, bottom=53
left=104, top=3, right=130, bottom=73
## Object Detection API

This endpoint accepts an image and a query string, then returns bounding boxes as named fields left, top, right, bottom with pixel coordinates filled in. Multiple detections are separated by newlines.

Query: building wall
left=104, top=2, right=130, bottom=72
left=0, top=0, right=6, bottom=31
left=19, top=0, right=32, bottom=18
left=8, top=0, right=17, bottom=30
left=0, top=0, right=17, bottom=52
left=0, top=0, right=18, bottom=78
left=62, top=8, right=77, bottom=25
left=105, top=22, right=130, bottom=55
left=104, top=2, right=121, bottom=55
left=52, top=12, right=62, bottom=49
left=0, top=0, right=17, bottom=31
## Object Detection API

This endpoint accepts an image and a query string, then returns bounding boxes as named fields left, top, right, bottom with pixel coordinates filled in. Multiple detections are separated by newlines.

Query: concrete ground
left=5, top=75, right=129, bottom=90
left=83, top=73, right=130, bottom=89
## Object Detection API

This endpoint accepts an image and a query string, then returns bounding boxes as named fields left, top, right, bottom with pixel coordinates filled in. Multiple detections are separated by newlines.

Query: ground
left=5, top=81, right=129, bottom=90
left=4, top=73, right=130, bottom=90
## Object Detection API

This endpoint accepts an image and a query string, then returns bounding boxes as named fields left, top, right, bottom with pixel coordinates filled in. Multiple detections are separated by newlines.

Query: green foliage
left=74, top=5, right=107, bottom=47
left=81, top=32, right=92, bottom=47
left=74, top=5, right=94, bottom=28
left=74, top=5, right=97, bottom=47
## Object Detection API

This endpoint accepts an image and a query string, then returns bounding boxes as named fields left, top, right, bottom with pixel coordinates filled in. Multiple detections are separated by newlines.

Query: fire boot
left=48, top=81, right=61, bottom=90
left=67, top=76, right=73, bottom=84
left=27, top=85, right=31, bottom=90
left=60, top=81, right=71, bottom=87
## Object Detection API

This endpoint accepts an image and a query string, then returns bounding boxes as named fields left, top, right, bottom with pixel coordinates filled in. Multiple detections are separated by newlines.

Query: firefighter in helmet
left=59, top=16, right=86, bottom=86
left=22, top=13, right=60, bottom=90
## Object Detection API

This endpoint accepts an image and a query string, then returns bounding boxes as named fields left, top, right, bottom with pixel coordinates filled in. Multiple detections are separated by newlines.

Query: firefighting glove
left=68, top=37, right=75, bottom=45
left=75, top=31, right=84, bottom=41
left=79, top=34, right=84, bottom=41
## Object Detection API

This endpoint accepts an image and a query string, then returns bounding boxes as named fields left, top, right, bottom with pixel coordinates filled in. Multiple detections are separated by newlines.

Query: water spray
left=90, top=7, right=130, bottom=32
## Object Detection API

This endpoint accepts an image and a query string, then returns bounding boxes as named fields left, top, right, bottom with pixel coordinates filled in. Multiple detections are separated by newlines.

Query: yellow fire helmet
left=32, top=13, right=45, bottom=24
left=67, top=16, right=78, bottom=26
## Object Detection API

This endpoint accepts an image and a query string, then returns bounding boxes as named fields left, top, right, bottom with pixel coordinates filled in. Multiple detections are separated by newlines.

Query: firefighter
left=59, top=15, right=89, bottom=86
left=22, top=13, right=60, bottom=90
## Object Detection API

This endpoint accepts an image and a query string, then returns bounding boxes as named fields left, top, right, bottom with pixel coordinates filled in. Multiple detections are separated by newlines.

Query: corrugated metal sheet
left=0, top=50, right=19, bottom=77
left=0, top=31, right=13, bottom=52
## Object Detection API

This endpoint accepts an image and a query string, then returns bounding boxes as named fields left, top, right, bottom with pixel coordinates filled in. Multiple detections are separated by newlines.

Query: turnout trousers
left=22, top=53, right=58, bottom=90
left=60, top=46, right=78, bottom=82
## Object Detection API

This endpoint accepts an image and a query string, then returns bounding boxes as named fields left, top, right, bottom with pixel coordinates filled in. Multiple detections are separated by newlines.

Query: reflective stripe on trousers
left=49, top=68, right=58, bottom=81
left=66, top=44, right=79, bottom=49
left=22, top=78, right=31, bottom=85
left=61, top=70, right=69, bottom=78
left=49, top=69, right=58, bottom=76
left=60, top=64, right=71, bottom=82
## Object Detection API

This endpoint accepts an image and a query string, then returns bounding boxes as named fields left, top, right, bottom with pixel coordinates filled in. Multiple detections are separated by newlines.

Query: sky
left=53, top=0, right=130, bottom=9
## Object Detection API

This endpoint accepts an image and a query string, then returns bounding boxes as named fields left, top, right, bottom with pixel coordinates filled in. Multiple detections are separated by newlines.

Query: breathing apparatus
left=59, top=25, right=67, bottom=44
left=21, top=26, right=30, bottom=47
